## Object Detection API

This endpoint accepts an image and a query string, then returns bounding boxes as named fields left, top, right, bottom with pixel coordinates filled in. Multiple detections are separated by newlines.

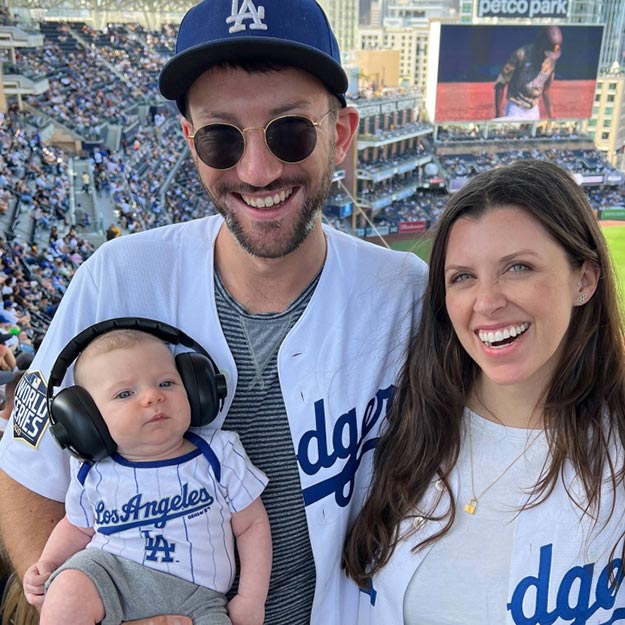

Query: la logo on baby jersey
left=507, top=543, right=625, bottom=624
left=296, top=385, right=394, bottom=508
left=142, top=531, right=176, bottom=563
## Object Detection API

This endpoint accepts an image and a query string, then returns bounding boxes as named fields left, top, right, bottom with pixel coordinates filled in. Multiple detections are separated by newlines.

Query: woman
left=344, top=159, right=625, bottom=624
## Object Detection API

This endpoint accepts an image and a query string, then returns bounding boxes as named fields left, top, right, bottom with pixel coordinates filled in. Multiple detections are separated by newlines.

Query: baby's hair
left=74, top=330, right=169, bottom=387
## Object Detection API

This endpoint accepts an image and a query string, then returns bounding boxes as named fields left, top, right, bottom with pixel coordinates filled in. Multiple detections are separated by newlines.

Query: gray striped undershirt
left=216, top=271, right=319, bottom=625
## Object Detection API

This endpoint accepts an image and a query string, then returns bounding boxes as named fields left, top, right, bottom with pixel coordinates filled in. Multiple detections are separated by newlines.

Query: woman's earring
left=577, top=293, right=588, bottom=304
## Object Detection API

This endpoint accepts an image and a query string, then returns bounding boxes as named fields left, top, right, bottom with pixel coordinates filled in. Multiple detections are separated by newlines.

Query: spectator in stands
left=344, top=160, right=625, bottom=623
left=0, top=192, right=9, bottom=216
left=0, top=370, right=24, bottom=437
left=0, top=2, right=427, bottom=625
left=494, top=26, right=563, bottom=120
left=53, top=202, right=69, bottom=227
left=47, top=225, right=58, bottom=245
left=77, top=208, right=90, bottom=233
left=0, top=302, right=18, bottom=327
left=0, top=338, right=16, bottom=373
left=105, top=224, right=121, bottom=240
left=15, top=331, right=35, bottom=358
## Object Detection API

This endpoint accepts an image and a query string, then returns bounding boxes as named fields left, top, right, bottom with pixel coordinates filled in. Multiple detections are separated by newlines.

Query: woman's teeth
left=478, top=322, right=529, bottom=347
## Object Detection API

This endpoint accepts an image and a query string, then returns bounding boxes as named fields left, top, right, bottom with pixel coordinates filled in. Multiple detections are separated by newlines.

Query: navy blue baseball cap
left=159, top=0, right=348, bottom=113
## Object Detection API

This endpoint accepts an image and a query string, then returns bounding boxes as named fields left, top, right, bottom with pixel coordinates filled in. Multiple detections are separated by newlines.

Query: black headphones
left=47, top=318, right=228, bottom=463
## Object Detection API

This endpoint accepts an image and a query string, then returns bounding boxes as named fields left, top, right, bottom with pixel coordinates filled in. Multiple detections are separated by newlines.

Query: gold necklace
left=464, top=411, right=540, bottom=515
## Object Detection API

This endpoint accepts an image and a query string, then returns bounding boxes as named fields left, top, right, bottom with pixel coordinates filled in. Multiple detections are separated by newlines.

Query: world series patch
left=12, top=371, right=49, bottom=448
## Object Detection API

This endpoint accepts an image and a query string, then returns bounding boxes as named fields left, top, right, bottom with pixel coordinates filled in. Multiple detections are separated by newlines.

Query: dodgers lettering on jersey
left=94, top=483, right=215, bottom=534
left=297, top=385, right=394, bottom=508
left=12, top=371, right=49, bottom=447
left=507, top=544, right=625, bottom=624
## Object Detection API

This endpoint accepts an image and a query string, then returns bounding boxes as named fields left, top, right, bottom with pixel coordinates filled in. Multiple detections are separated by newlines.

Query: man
left=0, top=1, right=427, bottom=624
left=494, top=25, right=563, bottom=121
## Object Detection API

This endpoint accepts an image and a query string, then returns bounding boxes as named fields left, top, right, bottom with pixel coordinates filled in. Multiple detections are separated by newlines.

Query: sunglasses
left=189, top=109, right=335, bottom=170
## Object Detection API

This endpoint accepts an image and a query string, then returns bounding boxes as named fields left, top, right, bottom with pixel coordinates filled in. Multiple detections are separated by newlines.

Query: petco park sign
left=477, top=0, right=568, bottom=19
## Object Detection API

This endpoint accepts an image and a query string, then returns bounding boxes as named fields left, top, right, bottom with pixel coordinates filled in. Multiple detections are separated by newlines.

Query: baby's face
left=80, top=341, right=192, bottom=461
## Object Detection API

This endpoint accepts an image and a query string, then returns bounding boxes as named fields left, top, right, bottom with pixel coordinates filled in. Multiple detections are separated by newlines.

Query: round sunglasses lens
left=194, top=125, right=244, bottom=169
left=266, top=117, right=318, bottom=163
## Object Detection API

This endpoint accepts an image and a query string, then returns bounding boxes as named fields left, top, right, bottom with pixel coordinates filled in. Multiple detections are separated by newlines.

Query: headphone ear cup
left=49, top=386, right=117, bottom=463
left=176, top=352, right=225, bottom=428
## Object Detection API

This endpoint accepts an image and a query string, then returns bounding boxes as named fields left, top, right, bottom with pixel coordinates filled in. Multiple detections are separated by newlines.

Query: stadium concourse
left=1, top=13, right=625, bottom=364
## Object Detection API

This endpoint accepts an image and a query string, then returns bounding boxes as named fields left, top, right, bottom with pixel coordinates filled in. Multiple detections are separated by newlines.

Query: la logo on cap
left=227, top=0, right=268, bottom=33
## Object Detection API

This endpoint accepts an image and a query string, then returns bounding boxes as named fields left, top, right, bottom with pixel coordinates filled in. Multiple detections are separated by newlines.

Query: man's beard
left=197, top=150, right=335, bottom=259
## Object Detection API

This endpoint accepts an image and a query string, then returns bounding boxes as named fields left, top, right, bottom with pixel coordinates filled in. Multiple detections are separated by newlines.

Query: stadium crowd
left=0, top=13, right=624, bottom=340
left=0, top=106, right=96, bottom=408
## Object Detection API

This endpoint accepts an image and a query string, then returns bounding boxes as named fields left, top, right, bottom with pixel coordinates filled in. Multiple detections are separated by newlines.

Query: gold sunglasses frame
left=188, top=109, right=335, bottom=170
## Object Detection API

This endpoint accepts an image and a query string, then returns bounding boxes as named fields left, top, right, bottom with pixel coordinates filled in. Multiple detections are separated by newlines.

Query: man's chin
left=229, top=213, right=320, bottom=260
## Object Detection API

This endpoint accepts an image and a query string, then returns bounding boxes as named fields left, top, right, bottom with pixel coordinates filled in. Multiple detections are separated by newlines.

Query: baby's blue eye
left=116, top=390, right=132, bottom=400
left=159, top=381, right=173, bottom=388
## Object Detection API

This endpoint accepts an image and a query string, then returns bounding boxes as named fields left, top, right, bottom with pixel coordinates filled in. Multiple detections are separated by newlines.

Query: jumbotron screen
left=426, top=23, right=603, bottom=123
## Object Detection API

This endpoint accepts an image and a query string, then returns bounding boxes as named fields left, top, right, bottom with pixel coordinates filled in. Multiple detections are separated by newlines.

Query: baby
left=24, top=328, right=271, bottom=625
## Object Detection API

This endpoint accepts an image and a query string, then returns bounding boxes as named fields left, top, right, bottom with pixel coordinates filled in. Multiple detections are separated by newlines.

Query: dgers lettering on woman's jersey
left=507, top=543, right=625, bottom=625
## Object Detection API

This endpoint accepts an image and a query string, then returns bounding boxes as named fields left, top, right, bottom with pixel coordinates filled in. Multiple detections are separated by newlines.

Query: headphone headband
left=48, top=317, right=210, bottom=393
left=46, top=317, right=227, bottom=462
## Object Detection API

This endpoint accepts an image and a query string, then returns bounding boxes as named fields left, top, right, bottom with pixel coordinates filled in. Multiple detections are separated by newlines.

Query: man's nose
left=235, top=128, right=284, bottom=188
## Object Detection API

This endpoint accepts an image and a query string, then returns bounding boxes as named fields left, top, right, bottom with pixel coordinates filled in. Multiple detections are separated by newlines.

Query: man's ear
left=333, top=106, right=359, bottom=165
left=180, top=117, right=195, bottom=153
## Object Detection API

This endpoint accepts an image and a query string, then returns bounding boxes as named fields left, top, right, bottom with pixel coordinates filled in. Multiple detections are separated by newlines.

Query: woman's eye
left=450, top=272, right=472, bottom=284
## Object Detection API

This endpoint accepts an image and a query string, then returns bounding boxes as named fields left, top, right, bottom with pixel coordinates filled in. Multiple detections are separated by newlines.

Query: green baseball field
left=602, top=223, right=625, bottom=305
left=388, top=222, right=625, bottom=309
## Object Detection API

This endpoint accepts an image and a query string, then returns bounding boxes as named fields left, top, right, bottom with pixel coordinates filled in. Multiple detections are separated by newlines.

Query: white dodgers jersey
left=66, top=430, right=267, bottom=593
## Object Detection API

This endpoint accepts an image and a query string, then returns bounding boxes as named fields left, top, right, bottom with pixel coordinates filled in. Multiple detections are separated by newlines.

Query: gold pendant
left=464, top=498, right=478, bottom=514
